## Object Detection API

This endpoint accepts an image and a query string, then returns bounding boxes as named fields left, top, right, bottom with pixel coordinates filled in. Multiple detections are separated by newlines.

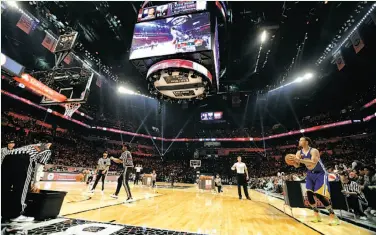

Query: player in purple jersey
left=292, top=137, right=340, bottom=226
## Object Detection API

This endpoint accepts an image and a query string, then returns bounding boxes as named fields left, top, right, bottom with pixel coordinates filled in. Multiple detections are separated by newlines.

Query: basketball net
left=64, top=103, right=81, bottom=117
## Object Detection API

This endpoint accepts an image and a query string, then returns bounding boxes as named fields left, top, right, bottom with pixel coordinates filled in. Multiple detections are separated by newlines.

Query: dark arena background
left=1, top=1, right=376, bottom=235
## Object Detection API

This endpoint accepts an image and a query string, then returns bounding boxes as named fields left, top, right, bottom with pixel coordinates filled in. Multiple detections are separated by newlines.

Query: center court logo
left=28, top=218, right=200, bottom=235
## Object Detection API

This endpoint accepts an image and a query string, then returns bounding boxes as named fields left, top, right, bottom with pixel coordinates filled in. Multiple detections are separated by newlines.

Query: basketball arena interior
left=1, top=1, right=376, bottom=235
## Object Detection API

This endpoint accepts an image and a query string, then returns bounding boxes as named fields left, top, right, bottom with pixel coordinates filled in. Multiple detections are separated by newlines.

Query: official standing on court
left=90, top=151, right=111, bottom=193
left=231, top=156, right=251, bottom=200
left=152, top=170, right=157, bottom=188
left=134, top=164, right=143, bottom=185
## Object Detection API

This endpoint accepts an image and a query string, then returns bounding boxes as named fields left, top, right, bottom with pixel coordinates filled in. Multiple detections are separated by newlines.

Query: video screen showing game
left=201, top=111, right=223, bottom=121
left=130, top=12, right=211, bottom=60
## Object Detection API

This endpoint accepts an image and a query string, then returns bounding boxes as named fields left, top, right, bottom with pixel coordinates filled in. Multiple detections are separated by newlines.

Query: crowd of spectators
left=2, top=99, right=375, bottom=222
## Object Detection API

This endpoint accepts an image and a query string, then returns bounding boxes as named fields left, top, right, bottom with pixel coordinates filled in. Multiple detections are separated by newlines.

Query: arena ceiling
left=11, top=1, right=370, bottom=93
left=2, top=1, right=375, bottom=116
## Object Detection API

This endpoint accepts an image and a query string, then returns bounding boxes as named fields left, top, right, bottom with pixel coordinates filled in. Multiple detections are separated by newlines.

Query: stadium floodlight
left=7, top=1, right=19, bottom=8
left=260, top=30, right=267, bottom=43
left=118, top=86, right=135, bottom=95
left=303, top=73, right=313, bottom=80
left=294, top=77, right=304, bottom=83
left=294, top=73, right=314, bottom=83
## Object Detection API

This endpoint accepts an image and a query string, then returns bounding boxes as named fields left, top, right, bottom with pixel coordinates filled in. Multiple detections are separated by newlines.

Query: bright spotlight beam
left=118, top=86, right=135, bottom=95
left=260, top=30, right=267, bottom=43
left=7, top=1, right=19, bottom=8
left=303, top=73, right=313, bottom=80
left=294, top=77, right=304, bottom=83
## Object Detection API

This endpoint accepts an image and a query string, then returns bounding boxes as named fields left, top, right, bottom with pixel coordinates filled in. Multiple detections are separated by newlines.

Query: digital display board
left=201, top=111, right=223, bottom=121
left=130, top=12, right=211, bottom=60
left=1, top=53, right=25, bottom=77
left=173, top=90, right=195, bottom=97
left=137, top=1, right=207, bottom=22
left=164, top=74, right=189, bottom=84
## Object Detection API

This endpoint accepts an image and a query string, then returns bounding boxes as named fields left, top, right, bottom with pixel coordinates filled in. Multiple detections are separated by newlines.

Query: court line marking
left=66, top=196, right=92, bottom=203
left=261, top=201, right=325, bottom=235
left=257, top=190, right=376, bottom=233
left=62, top=194, right=164, bottom=217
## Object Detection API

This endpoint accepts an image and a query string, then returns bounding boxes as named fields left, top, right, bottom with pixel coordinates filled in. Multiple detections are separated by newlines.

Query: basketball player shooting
left=289, top=137, right=340, bottom=226
left=110, top=145, right=134, bottom=201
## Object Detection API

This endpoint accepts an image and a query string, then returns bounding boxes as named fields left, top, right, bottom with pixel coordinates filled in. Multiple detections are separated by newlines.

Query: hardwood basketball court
left=39, top=181, right=374, bottom=235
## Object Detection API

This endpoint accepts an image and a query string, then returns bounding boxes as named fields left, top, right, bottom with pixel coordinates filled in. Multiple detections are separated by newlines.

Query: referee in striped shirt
left=340, top=172, right=368, bottom=219
left=90, top=151, right=111, bottom=193
left=1, top=137, right=52, bottom=222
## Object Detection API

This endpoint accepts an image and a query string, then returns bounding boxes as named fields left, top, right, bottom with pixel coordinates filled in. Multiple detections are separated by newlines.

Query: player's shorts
left=306, top=171, right=330, bottom=199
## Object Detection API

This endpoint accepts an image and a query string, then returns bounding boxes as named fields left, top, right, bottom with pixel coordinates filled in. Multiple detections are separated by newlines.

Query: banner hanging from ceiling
left=350, top=30, right=365, bottom=54
left=334, top=51, right=345, bottom=71
left=16, top=14, right=35, bottom=35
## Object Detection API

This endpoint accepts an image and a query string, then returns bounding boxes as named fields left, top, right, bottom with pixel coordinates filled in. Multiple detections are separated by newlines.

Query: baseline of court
left=40, top=182, right=375, bottom=235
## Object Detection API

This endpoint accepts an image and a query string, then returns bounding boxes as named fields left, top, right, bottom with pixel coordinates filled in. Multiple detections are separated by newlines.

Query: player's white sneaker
left=101, top=190, right=104, bottom=195
left=11, top=215, right=34, bottom=223
left=110, top=194, right=118, bottom=199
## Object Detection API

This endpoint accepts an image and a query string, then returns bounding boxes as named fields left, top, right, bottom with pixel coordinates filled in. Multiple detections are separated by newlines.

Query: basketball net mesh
left=64, top=103, right=81, bottom=117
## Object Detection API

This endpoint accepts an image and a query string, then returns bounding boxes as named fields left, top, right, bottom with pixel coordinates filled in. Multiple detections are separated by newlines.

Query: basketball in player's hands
left=285, top=154, right=297, bottom=166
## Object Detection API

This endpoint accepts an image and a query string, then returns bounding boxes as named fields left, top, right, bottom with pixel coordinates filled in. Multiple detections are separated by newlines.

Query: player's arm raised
left=110, top=156, right=123, bottom=164
left=297, top=148, right=320, bottom=166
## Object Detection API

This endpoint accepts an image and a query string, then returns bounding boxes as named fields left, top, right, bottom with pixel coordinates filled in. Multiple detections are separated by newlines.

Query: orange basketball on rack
left=285, top=154, right=297, bottom=166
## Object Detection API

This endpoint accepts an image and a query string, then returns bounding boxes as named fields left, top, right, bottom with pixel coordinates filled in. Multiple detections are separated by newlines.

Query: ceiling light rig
left=316, top=2, right=375, bottom=66
left=268, top=72, right=314, bottom=93
left=254, top=30, right=268, bottom=73
left=271, top=32, right=307, bottom=90
left=117, top=85, right=153, bottom=99
left=27, top=2, right=119, bottom=83
left=5, top=1, right=39, bottom=27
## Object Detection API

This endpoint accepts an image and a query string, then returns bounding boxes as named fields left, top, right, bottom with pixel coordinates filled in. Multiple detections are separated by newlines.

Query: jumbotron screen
left=130, top=12, right=211, bottom=60
left=201, top=111, right=223, bottom=121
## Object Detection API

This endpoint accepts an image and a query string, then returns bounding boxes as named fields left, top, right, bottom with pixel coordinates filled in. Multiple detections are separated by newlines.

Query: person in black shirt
left=1, top=140, right=15, bottom=164
left=170, top=171, right=175, bottom=187
left=110, top=145, right=134, bottom=201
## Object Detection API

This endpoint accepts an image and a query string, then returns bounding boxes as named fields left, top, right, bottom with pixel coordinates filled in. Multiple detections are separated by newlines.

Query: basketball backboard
left=38, top=58, right=94, bottom=106
left=190, top=160, right=201, bottom=168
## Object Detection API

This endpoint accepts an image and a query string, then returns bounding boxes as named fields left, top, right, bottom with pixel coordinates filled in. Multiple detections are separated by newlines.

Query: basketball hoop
left=64, top=102, right=81, bottom=117
left=190, top=160, right=201, bottom=169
